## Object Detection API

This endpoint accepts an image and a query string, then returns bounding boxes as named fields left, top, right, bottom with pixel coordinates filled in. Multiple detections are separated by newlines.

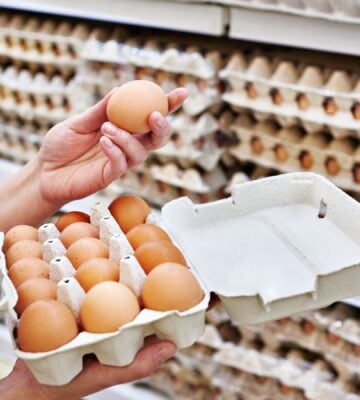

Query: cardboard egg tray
left=220, top=55, right=360, bottom=136
left=229, top=119, right=360, bottom=193
left=181, top=0, right=360, bottom=23
left=0, top=13, right=87, bottom=68
left=106, top=163, right=227, bottom=206
left=2, top=172, right=360, bottom=386
left=80, top=30, right=224, bottom=80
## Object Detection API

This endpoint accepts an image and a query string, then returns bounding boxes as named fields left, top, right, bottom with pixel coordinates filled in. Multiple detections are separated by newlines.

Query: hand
left=1, top=338, right=176, bottom=400
left=38, top=87, right=187, bottom=208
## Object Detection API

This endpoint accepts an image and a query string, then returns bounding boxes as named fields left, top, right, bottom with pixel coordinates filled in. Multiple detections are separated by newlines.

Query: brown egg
left=66, top=238, right=109, bottom=269
left=106, top=80, right=168, bottom=135
left=6, top=240, right=42, bottom=269
left=135, top=240, right=187, bottom=274
left=16, top=278, right=57, bottom=316
left=4, top=225, right=38, bottom=252
left=80, top=282, right=140, bottom=333
left=8, top=257, right=49, bottom=288
left=142, top=263, right=203, bottom=312
left=18, top=299, right=79, bottom=352
left=60, top=222, right=99, bottom=248
left=325, top=157, right=340, bottom=176
left=75, top=258, right=119, bottom=292
left=126, top=224, right=171, bottom=250
left=55, top=211, right=90, bottom=232
left=109, top=195, right=151, bottom=233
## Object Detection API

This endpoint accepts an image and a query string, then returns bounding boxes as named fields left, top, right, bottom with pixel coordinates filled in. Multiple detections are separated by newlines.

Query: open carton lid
left=161, top=172, right=360, bottom=325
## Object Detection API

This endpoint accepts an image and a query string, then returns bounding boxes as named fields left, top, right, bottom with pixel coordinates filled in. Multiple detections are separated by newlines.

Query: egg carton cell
left=81, top=33, right=224, bottom=80
left=228, top=117, right=360, bottom=192
left=221, top=54, right=360, bottom=133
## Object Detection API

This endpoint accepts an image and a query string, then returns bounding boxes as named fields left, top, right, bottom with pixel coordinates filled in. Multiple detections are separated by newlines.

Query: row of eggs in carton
left=214, top=0, right=360, bottom=19
left=229, top=116, right=360, bottom=190
left=79, top=62, right=223, bottom=116
left=81, top=32, right=224, bottom=80
left=0, top=194, right=208, bottom=384
left=107, top=163, right=227, bottom=206
left=221, top=54, right=360, bottom=121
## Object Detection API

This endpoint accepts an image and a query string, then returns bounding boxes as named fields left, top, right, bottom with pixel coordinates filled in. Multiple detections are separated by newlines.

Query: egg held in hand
left=109, top=195, right=151, bottom=233
left=106, top=80, right=168, bottom=135
left=135, top=240, right=187, bottom=274
left=18, top=299, right=79, bottom=352
left=142, top=262, right=204, bottom=312
left=80, top=281, right=140, bottom=333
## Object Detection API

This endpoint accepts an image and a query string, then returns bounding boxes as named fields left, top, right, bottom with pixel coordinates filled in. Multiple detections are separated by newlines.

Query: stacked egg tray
left=228, top=114, right=360, bottom=192
left=221, top=53, right=360, bottom=136
left=104, top=162, right=227, bottom=207
left=176, top=0, right=360, bottom=23
left=145, top=302, right=360, bottom=400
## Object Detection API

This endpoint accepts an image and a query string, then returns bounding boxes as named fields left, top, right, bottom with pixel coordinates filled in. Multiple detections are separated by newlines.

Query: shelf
left=0, top=0, right=226, bottom=36
left=229, top=7, right=360, bottom=57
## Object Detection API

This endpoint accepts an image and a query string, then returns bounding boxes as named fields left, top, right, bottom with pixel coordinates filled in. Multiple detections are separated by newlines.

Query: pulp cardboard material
left=1, top=172, right=360, bottom=385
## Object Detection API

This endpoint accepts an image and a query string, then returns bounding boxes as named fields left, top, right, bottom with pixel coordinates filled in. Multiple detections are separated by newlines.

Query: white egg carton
left=2, top=172, right=360, bottom=386
left=229, top=119, right=360, bottom=193
left=81, top=37, right=222, bottom=80
left=221, top=55, right=360, bottom=136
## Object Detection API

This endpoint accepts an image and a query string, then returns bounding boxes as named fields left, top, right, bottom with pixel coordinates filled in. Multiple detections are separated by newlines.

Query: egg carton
left=0, top=14, right=87, bottom=48
left=229, top=119, right=360, bottom=193
left=203, top=0, right=360, bottom=24
left=221, top=55, right=360, bottom=135
left=81, top=35, right=223, bottom=80
left=2, top=172, right=360, bottom=385
left=0, top=67, right=79, bottom=96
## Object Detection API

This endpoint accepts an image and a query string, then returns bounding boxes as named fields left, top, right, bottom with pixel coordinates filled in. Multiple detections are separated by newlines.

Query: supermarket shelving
left=0, top=0, right=227, bottom=36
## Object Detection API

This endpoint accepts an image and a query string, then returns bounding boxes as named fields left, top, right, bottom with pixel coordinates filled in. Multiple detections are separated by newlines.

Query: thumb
left=65, top=88, right=116, bottom=133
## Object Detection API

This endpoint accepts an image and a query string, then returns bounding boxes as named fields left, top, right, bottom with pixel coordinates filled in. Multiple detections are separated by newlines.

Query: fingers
left=65, top=89, right=116, bottom=133
left=138, top=111, right=171, bottom=151
left=102, top=123, right=148, bottom=168
left=167, top=87, right=188, bottom=113
left=99, top=136, right=128, bottom=182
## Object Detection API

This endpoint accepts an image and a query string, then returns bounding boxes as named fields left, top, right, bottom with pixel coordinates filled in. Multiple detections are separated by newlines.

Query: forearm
left=0, top=157, right=62, bottom=231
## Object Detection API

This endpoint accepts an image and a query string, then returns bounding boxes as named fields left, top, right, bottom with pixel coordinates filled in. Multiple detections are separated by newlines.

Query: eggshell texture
left=80, top=282, right=140, bottom=333
left=75, top=258, right=120, bottom=292
left=8, top=257, right=49, bottom=288
left=135, top=240, right=187, bottom=274
left=4, top=225, right=38, bottom=252
left=60, top=222, right=99, bottom=248
left=55, top=211, right=90, bottom=232
left=16, top=278, right=57, bottom=316
left=109, top=195, right=151, bottom=233
left=106, top=80, right=168, bottom=135
left=6, top=240, right=43, bottom=269
left=126, top=224, right=171, bottom=250
left=18, top=299, right=79, bottom=352
left=142, top=263, right=203, bottom=312
left=66, top=238, right=109, bottom=269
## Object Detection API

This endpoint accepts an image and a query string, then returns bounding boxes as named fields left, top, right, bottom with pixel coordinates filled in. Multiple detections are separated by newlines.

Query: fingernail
left=155, top=112, right=167, bottom=129
left=156, top=344, right=176, bottom=364
left=103, top=122, right=118, bottom=136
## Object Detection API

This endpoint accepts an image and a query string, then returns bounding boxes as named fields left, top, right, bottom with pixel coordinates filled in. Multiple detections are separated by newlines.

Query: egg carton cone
left=223, top=92, right=360, bottom=136
left=182, top=90, right=222, bottom=116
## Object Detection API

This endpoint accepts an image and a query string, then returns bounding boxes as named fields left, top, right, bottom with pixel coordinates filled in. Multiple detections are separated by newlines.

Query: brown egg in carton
left=229, top=118, right=360, bottom=191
